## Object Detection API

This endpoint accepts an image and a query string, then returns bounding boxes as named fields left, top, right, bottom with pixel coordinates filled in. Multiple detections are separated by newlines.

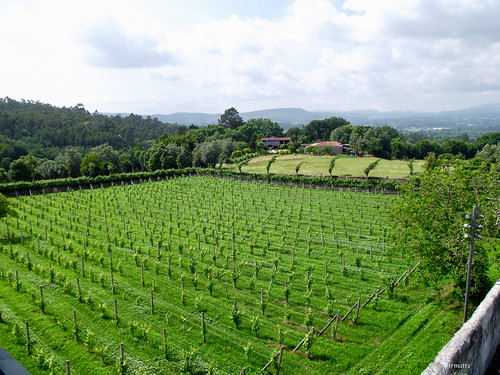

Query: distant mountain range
left=107, top=103, right=500, bottom=132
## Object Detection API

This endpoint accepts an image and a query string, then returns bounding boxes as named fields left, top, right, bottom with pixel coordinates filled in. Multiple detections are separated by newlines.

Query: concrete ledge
left=0, top=347, right=31, bottom=375
left=422, top=279, right=500, bottom=375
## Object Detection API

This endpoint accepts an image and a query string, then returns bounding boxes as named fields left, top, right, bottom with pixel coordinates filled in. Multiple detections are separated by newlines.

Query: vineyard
left=0, top=176, right=461, bottom=374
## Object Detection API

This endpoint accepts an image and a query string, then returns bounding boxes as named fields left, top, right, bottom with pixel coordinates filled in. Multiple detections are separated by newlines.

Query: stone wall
left=422, top=279, right=500, bottom=375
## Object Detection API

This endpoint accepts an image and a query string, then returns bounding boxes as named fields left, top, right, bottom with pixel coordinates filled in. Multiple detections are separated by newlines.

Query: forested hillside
left=0, top=98, right=180, bottom=158
left=1, top=98, right=499, bottom=184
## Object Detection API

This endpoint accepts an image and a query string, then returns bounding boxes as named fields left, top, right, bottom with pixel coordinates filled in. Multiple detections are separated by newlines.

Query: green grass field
left=230, top=154, right=424, bottom=178
left=0, top=176, right=461, bottom=374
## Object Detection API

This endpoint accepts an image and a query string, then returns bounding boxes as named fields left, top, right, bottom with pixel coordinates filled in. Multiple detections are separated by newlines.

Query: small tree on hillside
left=328, top=156, right=337, bottom=176
left=295, top=161, right=305, bottom=175
left=364, top=159, right=381, bottom=178
left=218, top=152, right=227, bottom=169
left=237, top=160, right=248, bottom=173
left=407, top=159, right=415, bottom=176
left=266, top=155, right=277, bottom=174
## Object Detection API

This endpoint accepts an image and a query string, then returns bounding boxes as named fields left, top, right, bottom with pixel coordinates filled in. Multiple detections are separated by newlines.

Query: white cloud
left=82, top=17, right=177, bottom=68
left=1, top=0, right=500, bottom=114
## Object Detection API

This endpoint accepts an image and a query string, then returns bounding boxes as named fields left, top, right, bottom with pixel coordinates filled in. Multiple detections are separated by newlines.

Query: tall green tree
left=80, top=153, right=106, bottom=177
left=390, top=138, right=410, bottom=160
left=80, top=144, right=121, bottom=176
left=476, top=144, right=500, bottom=164
left=392, top=157, right=499, bottom=301
left=218, top=107, right=244, bottom=129
left=349, top=126, right=370, bottom=154
left=56, top=147, right=83, bottom=177
left=194, top=139, right=235, bottom=168
left=35, top=159, right=68, bottom=179
left=8, top=154, right=40, bottom=181
left=305, top=117, right=349, bottom=142
left=475, top=132, right=500, bottom=150
left=330, top=124, right=353, bottom=144
left=244, top=118, right=283, bottom=138
left=0, top=193, right=16, bottom=220
left=363, top=126, right=400, bottom=159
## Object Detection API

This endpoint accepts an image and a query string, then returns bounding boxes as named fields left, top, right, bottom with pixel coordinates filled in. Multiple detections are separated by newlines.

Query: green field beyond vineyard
left=234, top=154, right=425, bottom=177
left=0, top=176, right=461, bottom=374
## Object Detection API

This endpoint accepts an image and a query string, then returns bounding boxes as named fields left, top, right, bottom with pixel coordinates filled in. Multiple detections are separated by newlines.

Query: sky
left=1, top=0, right=500, bottom=115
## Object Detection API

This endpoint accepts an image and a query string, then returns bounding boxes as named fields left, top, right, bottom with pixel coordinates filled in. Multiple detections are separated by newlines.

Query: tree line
left=1, top=98, right=499, bottom=182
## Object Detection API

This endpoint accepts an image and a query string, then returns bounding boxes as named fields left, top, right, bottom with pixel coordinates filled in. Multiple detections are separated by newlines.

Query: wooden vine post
left=201, top=312, right=206, bottom=343
left=73, top=310, right=78, bottom=341
left=117, top=342, right=125, bottom=372
left=354, top=297, right=361, bottom=324
left=15, top=270, right=19, bottom=292
left=114, top=299, right=119, bottom=325
left=334, top=309, right=340, bottom=338
left=39, top=285, right=45, bottom=314
left=141, top=265, right=145, bottom=287
left=318, top=310, right=340, bottom=336
left=276, top=346, right=284, bottom=375
left=150, top=290, right=154, bottom=314
left=25, top=321, right=31, bottom=355
left=260, top=288, right=265, bottom=315
left=110, top=268, right=115, bottom=294
left=162, top=328, right=168, bottom=359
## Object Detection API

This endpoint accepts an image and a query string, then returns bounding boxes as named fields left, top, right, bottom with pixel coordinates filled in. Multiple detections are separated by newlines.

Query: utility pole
left=463, top=206, right=483, bottom=324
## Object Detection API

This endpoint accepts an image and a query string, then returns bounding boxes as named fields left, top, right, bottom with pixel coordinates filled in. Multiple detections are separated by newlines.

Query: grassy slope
left=0, top=177, right=462, bottom=374
left=230, top=154, right=424, bottom=178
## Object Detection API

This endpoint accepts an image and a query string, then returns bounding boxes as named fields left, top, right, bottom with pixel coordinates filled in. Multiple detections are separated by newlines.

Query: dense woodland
left=1, top=97, right=499, bottom=182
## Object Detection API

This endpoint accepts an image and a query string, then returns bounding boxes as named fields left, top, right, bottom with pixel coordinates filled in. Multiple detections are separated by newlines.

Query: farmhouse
left=261, top=137, right=292, bottom=150
left=306, top=140, right=344, bottom=154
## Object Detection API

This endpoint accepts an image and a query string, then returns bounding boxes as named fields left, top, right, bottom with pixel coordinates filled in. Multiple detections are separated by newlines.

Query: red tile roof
left=261, top=137, right=292, bottom=141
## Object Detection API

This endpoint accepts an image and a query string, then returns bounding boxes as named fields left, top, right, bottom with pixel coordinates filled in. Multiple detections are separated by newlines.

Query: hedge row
left=0, top=168, right=403, bottom=196
left=201, top=169, right=403, bottom=190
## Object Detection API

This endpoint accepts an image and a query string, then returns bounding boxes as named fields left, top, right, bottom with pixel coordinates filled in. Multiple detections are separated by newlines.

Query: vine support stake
left=73, top=310, right=78, bottom=341
left=76, top=277, right=81, bottom=300
left=15, top=270, right=19, bottom=292
left=334, top=310, right=340, bottom=338
left=276, top=347, right=284, bottom=375
left=114, top=299, right=118, bottom=324
left=39, top=285, right=44, bottom=314
left=318, top=311, right=339, bottom=336
left=66, top=360, right=71, bottom=375
left=260, top=288, right=264, bottom=315
left=141, top=265, right=145, bottom=287
left=110, top=268, right=114, bottom=293
left=354, top=297, right=360, bottom=323
left=150, top=290, right=154, bottom=314
left=25, top=321, right=30, bottom=355
left=201, top=312, right=206, bottom=343
left=464, top=205, right=483, bottom=324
